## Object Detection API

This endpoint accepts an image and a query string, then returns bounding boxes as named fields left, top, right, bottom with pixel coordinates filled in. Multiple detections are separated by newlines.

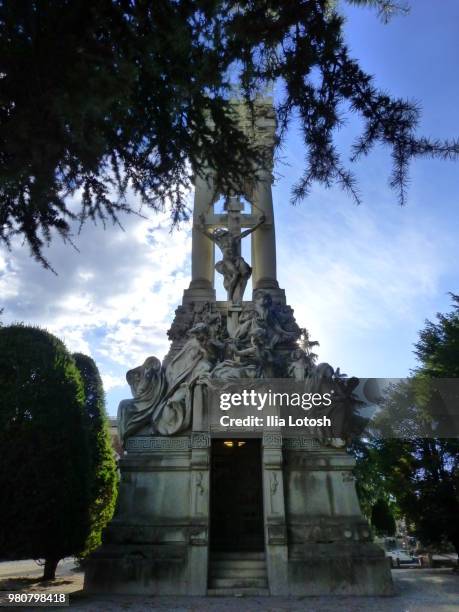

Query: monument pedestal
left=84, top=435, right=210, bottom=595
left=85, top=433, right=392, bottom=596
left=282, top=439, right=392, bottom=595
left=182, top=279, right=216, bottom=304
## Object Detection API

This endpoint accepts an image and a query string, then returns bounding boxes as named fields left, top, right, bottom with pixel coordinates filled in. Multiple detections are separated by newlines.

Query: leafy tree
left=414, top=293, right=459, bottom=379
left=72, top=353, right=118, bottom=557
left=354, top=296, right=459, bottom=558
left=0, top=325, right=91, bottom=580
left=1, top=1, right=458, bottom=266
left=351, top=439, right=389, bottom=519
left=372, top=433, right=459, bottom=557
left=298, top=328, right=319, bottom=366
left=371, top=498, right=396, bottom=537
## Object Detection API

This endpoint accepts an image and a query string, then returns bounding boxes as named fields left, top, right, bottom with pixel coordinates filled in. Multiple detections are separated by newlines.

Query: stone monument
left=84, top=98, right=393, bottom=596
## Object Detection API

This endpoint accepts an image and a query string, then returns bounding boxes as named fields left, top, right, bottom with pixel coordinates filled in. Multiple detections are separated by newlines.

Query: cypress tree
left=0, top=325, right=91, bottom=580
left=72, top=353, right=118, bottom=556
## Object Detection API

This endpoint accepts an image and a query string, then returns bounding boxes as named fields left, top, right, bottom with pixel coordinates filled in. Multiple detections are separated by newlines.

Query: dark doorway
left=210, top=439, right=264, bottom=551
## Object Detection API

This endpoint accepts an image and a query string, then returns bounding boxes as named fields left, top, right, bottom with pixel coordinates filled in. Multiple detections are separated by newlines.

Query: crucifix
left=197, top=196, right=265, bottom=305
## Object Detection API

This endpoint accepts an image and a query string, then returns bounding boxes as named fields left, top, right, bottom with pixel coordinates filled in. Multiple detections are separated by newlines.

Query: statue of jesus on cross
left=197, top=196, right=265, bottom=304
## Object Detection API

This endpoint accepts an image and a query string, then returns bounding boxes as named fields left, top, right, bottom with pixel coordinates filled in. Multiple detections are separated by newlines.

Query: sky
left=1, top=0, right=458, bottom=416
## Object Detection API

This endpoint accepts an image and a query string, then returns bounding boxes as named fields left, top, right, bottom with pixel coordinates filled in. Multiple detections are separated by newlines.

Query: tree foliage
left=371, top=498, right=396, bottom=537
left=351, top=439, right=390, bottom=519
left=353, top=296, right=459, bottom=556
left=1, top=1, right=458, bottom=266
left=378, top=437, right=459, bottom=554
left=0, top=325, right=91, bottom=579
left=73, top=352, right=118, bottom=557
left=414, top=293, right=459, bottom=379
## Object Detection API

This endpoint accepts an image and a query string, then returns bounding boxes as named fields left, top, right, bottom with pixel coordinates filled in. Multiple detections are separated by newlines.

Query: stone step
left=209, top=551, right=268, bottom=591
left=211, top=559, right=266, bottom=570
left=209, top=578, right=268, bottom=589
left=210, top=567, right=267, bottom=579
left=211, top=552, right=265, bottom=561
left=208, top=588, right=270, bottom=597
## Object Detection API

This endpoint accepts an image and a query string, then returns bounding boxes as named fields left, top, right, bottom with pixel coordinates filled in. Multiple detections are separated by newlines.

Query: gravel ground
left=1, top=559, right=458, bottom=611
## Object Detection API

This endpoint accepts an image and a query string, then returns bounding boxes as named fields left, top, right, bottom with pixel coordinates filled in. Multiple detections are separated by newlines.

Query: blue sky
left=1, top=0, right=458, bottom=416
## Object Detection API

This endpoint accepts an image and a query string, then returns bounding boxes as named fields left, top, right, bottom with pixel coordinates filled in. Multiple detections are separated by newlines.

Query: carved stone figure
left=303, top=361, right=335, bottom=394
left=167, top=303, right=195, bottom=342
left=152, top=323, right=216, bottom=435
left=232, top=328, right=275, bottom=377
left=288, top=348, right=310, bottom=380
left=211, top=325, right=276, bottom=380
left=117, top=356, right=167, bottom=443
left=210, top=358, right=259, bottom=382
left=235, top=292, right=299, bottom=350
left=193, top=302, right=225, bottom=346
left=197, top=212, right=265, bottom=304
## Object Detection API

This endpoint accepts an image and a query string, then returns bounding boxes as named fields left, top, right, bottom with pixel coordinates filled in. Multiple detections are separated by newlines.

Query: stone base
left=252, top=280, right=286, bottom=305
left=84, top=543, right=192, bottom=595
left=84, top=543, right=392, bottom=597
left=182, top=279, right=215, bottom=304
left=84, top=435, right=210, bottom=595
left=287, top=542, right=393, bottom=596
left=84, top=542, right=210, bottom=596
left=84, top=435, right=393, bottom=596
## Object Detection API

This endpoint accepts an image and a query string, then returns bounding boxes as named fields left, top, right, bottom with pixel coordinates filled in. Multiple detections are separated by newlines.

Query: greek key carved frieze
left=191, top=432, right=211, bottom=448
left=126, top=436, right=191, bottom=452
left=283, top=437, right=321, bottom=450
left=263, top=433, right=282, bottom=448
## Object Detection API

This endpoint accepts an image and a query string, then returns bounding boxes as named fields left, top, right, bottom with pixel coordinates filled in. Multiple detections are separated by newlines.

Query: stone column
left=184, top=172, right=217, bottom=303
left=262, top=432, right=289, bottom=595
left=188, top=433, right=211, bottom=595
left=251, top=170, right=278, bottom=291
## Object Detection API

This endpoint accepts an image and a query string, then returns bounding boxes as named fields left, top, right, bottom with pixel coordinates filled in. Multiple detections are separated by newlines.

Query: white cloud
left=101, top=372, right=127, bottom=392
left=0, top=201, right=193, bottom=411
left=1, top=175, right=457, bottom=407
left=275, top=187, right=457, bottom=374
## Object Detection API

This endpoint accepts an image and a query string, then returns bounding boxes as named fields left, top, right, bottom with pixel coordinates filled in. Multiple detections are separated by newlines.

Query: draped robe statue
left=118, top=356, right=167, bottom=444
left=152, top=323, right=215, bottom=435
left=117, top=323, right=217, bottom=443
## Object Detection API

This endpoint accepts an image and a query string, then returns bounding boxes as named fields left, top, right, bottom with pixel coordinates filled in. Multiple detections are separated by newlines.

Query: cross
left=201, top=195, right=259, bottom=234
left=225, top=196, right=244, bottom=253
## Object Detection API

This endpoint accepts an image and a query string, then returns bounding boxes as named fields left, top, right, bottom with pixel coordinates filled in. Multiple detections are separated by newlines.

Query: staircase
left=208, top=551, right=269, bottom=596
